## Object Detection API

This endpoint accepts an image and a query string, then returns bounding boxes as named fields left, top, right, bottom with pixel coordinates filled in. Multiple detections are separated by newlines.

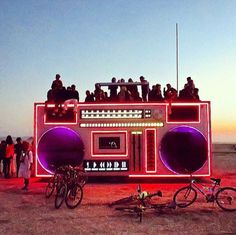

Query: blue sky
left=0, top=0, right=236, bottom=142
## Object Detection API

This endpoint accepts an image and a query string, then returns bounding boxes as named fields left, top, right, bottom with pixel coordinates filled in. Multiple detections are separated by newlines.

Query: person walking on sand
left=18, top=141, right=33, bottom=191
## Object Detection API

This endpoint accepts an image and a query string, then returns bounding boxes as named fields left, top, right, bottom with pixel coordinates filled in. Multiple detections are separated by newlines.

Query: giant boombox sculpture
left=35, top=85, right=211, bottom=178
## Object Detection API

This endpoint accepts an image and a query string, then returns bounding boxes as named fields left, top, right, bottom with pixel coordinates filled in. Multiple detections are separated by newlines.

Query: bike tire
left=215, top=187, right=236, bottom=211
left=65, top=183, right=83, bottom=209
left=55, top=183, right=67, bottom=209
left=109, top=195, right=136, bottom=207
left=173, top=186, right=197, bottom=208
left=115, top=205, right=144, bottom=223
left=45, top=178, right=55, bottom=198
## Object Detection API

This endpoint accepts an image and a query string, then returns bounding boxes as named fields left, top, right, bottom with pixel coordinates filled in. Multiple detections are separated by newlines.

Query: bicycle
left=109, top=185, right=175, bottom=222
left=54, top=165, right=84, bottom=209
left=173, top=176, right=236, bottom=211
left=64, top=166, right=84, bottom=209
left=45, top=165, right=67, bottom=199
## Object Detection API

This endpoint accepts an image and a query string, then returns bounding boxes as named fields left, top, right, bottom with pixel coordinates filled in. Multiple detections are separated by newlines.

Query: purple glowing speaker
left=159, top=126, right=207, bottom=174
left=37, top=127, right=84, bottom=173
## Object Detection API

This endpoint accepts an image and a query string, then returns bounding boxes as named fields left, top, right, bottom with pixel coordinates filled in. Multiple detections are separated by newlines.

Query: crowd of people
left=0, top=135, right=34, bottom=191
left=46, top=74, right=200, bottom=110
left=46, top=74, right=80, bottom=116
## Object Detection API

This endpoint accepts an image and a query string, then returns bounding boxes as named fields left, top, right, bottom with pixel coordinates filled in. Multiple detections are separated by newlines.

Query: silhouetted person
left=164, top=83, right=177, bottom=101
left=193, top=88, right=200, bottom=101
left=178, top=84, right=193, bottom=101
left=62, top=85, right=79, bottom=114
left=50, top=74, right=64, bottom=115
left=85, top=90, right=95, bottom=102
left=51, top=74, right=63, bottom=90
left=0, top=140, right=6, bottom=176
left=4, top=135, right=14, bottom=178
left=46, top=83, right=56, bottom=103
left=15, top=137, right=23, bottom=177
left=132, top=90, right=142, bottom=101
left=140, top=76, right=149, bottom=101
left=127, top=78, right=138, bottom=99
left=94, top=84, right=105, bottom=102
left=185, top=76, right=195, bottom=95
left=118, top=86, right=131, bottom=102
left=108, top=77, right=118, bottom=101
left=71, top=84, right=79, bottom=101
left=155, top=84, right=164, bottom=101
left=148, top=85, right=157, bottom=101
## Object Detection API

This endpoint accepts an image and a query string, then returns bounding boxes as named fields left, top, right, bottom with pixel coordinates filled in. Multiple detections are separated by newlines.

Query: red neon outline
left=206, top=102, right=212, bottom=175
left=34, top=101, right=211, bottom=177
left=34, top=103, right=77, bottom=125
left=91, top=131, right=128, bottom=157
left=44, top=110, right=77, bottom=125
left=145, top=128, right=157, bottom=173
left=129, top=173, right=211, bottom=178
left=166, top=103, right=201, bottom=124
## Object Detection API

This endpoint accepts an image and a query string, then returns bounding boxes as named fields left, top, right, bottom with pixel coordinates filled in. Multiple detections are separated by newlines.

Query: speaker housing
left=34, top=101, right=211, bottom=177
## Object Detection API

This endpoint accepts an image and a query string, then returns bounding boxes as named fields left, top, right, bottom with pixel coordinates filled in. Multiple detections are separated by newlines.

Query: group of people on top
left=0, top=136, right=34, bottom=191
left=46, top=74, right=200, bottom=113
left=85, top=76, right=199, bottom=102
left=46, top=74, right=80, bottom=116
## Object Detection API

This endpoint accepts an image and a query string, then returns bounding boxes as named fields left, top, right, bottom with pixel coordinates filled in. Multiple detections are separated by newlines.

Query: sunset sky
left=0, top=0, right=236, bottom=143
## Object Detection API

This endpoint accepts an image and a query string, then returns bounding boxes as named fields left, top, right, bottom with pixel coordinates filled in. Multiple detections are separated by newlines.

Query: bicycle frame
left=190, top=179, right=219, bottom=202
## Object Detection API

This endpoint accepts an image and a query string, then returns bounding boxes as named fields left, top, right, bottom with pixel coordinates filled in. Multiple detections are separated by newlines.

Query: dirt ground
left=0, top=152, right=236, bottom=235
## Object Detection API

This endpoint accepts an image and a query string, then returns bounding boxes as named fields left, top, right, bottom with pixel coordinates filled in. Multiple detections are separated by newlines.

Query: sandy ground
left=0, top=152, right=236, bottom=235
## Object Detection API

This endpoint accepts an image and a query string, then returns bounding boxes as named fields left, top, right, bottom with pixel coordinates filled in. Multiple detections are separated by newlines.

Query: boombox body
left=34, top=101, right=211, bottom=178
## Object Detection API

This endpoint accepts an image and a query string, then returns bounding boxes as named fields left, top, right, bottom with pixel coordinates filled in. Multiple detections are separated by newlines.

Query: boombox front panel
left=34, top=102, right=211, bottom=177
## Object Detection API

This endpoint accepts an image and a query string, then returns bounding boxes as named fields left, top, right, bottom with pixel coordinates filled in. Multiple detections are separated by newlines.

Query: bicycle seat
left=210, top=178, right=221, bottom=185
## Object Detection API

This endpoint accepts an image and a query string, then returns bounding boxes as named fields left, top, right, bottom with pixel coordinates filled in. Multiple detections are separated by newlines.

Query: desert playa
left=0, top=144, right=236, bottom=235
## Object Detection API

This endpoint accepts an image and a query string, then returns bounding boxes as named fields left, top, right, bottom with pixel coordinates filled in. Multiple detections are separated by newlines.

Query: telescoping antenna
left=176, top=23, right=179, bottom=94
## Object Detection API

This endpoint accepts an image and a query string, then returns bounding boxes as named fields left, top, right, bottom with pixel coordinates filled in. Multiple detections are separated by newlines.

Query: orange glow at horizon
left=212, top=119, right=236, bottom=143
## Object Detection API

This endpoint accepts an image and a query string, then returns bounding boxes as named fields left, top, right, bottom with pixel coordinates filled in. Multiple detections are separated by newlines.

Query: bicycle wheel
left=173, top=186, right=197, bottom=208
left=45, top=178, right=55, bottom=198
left=115, top=205, right=144, bottom=223
left=55, top=183, right=67, bottom=209
left=65, top=183, right=83, bottom=209
left=109, top=195, right=136, bottom=207
left=216, top=187, right=236, bottom=211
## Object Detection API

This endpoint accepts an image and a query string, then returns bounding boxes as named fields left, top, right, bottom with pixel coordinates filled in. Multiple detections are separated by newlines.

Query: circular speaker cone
left=37, top=127, right=84, bottom=173
left=159, top=126, right=207, bottom=174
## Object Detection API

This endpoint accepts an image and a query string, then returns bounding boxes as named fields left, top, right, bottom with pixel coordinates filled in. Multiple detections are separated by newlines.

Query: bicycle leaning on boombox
left=45, top=165, right=88, bottom=209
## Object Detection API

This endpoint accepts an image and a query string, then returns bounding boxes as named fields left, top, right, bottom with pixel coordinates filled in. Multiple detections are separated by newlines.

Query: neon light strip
left=45, top=104, right=75, bottom=108
left=81, top=114, right=143, bottom=119
left=80, top=122, right=164, bottom=128
left=206, top=102, right=211, bottom=175
left=81, top=109, right=143, bottom=114
left=35, top=104, right=54, bottom=176
left=81, top=109, right=143, bottom=119
left=129, top=173, right=211, bottom=178
left=36, top=101, right=208, bottom=107
left=131, top=131, right=142, bottom=135
left=34, top=104, right=39, bottom=177
left=84, top=168, right=128, bottom=171
left=145, top=129, right=157, bottom=173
